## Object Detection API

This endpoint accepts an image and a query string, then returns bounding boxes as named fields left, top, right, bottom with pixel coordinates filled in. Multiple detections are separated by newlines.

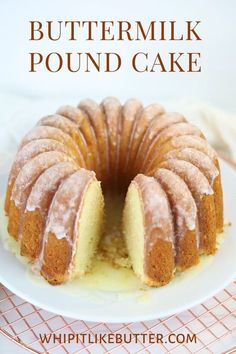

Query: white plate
left=0, top=159, right=236, bottom=323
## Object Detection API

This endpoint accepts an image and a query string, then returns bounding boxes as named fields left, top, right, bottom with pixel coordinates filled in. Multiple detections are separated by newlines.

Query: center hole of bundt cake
left=97, top=191, right=130, bottom=268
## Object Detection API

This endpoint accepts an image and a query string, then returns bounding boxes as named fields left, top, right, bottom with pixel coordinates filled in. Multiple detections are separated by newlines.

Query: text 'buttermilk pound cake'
left=4, top=97, right=224, bottom=286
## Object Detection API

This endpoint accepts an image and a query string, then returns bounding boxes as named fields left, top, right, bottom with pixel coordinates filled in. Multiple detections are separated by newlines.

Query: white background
left=0, top=1, right=235, bottom=353
left=0, top=0, right=236, bottom=112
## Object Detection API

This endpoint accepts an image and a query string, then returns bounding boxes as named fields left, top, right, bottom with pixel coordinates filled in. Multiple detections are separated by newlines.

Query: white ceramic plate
left=0, top=159, right=236, bottom=323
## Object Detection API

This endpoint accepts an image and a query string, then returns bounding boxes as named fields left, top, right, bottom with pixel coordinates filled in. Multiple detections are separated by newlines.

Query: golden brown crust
left=146, top=135, right=219, bottom=176
left=145, top=238, right=174, bottom=286
left=213, top=177, right=224, bottom=232
left=19, top=126, right=84, bottom=166
left=134, top=112, right=186, bottom=175
left=5, top=187, right=13, bottom=217
left=5, top=98, right=223, bottom=286
left=199, top=194, right=217, bottom=254
left=20, top=162, right=78, bottom=260
left=100, top=97, right=122, bottom=188
left=8, top=152, right=74, bottom=240
left=38, top=115, right=88, bottom=168
left=127, top=103, right=164, bottom=179
left=143, top=123, right=205, bottom=173
left=154, top=168, right=199, bottom=271
left=118, top=99, right=143, bottom=187
left=79, top=99, right=108, bottom=181
left=161, top=148, right=224, bottom=234
left=40, top=169, right=96, bottom=284
left=4, top=139, right=74, bottom=215
left=56, top=105, right=98, bottom=171
left=7, top=203, right=20, bottom=240
left=159, top=159, right=217, bottom=255
left=177, top=230, right=199, bottom=271
left=133, top=174, right=175, bottom=286
left=41, top=233, right=72, bottom=285
left=21, top=209, right=44, bottom=260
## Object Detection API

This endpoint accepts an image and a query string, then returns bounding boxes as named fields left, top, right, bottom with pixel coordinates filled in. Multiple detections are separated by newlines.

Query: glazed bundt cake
left=4, top=97, right=224, bottom=286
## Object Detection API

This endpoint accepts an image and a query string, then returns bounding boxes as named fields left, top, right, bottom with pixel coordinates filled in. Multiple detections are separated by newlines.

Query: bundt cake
left=4, top=97, right=224, bottom=286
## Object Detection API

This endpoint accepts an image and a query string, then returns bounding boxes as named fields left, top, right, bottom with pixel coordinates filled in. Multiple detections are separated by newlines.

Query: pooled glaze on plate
left=0, top=197, right=223, bottom=296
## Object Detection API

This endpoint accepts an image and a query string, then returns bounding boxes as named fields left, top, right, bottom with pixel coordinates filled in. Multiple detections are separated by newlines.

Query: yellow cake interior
left=123, top=183, right=145, bottom=282
left=72, top=181, right=104, bottom=278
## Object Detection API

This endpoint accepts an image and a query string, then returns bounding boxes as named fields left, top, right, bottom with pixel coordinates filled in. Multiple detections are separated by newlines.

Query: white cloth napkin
left=175, top=98, right=236, bottom=160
